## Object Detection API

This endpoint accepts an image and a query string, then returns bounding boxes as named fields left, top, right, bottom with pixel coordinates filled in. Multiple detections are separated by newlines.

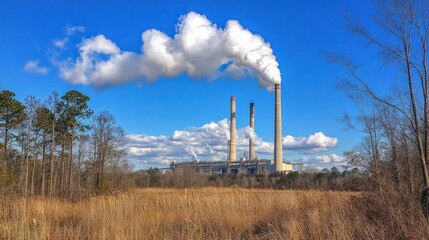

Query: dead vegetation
left=1, top=188, right=427, bottom=240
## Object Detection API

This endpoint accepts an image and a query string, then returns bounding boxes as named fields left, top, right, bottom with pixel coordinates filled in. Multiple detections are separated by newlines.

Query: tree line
left=0, top=89, right=131, bottom=199
left=134, top=166, right=368, bottom=191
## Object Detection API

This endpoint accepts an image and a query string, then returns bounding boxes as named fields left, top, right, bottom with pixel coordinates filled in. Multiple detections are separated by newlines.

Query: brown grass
left=0, top=188, right=426, bottom=239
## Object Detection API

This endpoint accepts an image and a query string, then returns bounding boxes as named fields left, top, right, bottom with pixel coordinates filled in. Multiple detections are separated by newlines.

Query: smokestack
left=227, top=140, right=230, bottom=161
left=274, top=84, right=283, bottom=172
left=249, top=103, right=255, bottom=161
left=229, top=96, right=237, bottom=161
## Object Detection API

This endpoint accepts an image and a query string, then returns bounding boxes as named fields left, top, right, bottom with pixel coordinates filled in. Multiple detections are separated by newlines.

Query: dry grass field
left=0, top=188, right=427, bottom=239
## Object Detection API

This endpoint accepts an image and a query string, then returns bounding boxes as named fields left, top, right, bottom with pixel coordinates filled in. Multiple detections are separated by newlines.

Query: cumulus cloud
left=127, top=119, right=252, bottom=165
left=57, top=12, right=281, bottom=89
left=315, top=153, right=344, bottom=163
left=282, top=132, right=337, bottom=152
left=24, top=60, right=48, bottom=74
left=299, top=154, right=346, bottom=172
left=126, top=119, right=337, bottom=167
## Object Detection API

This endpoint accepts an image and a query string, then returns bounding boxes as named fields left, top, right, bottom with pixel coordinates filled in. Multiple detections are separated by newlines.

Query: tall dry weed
left=0, top=188, right=427, bottom=239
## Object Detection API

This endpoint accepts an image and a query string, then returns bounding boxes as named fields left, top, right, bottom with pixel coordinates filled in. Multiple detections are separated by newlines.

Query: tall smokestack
left=249, top=103, right=255, bottom=161
left=274, top=84, right=283, bottom=172
left=229, top=97, right=237, bottom=161
left=227, top=140, right=230, bottom=161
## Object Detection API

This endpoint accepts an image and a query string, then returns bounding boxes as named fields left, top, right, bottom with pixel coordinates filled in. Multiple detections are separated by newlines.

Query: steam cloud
left=58, top=12, right=281, bottom=89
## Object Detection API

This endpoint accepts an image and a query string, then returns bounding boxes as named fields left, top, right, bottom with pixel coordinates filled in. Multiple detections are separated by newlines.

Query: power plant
left=170, top=83, right=302, bottom=174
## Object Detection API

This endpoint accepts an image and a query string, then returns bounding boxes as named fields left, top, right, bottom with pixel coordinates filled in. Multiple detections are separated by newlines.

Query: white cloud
left=57, top=12, right=281, bottom=89
left=315, top=153, right=344, bottom=163
left=65, top=25, right=85, bottom=35
left=282, top=132, right=337, bottom=152
left=24, top=60, right=48, bottom=74
left=126, top=119, right=338, bottom=167
left=57, top=35, right=141, bottom=86
left=53, top=38, right=69, bottom=48
left=299, top=154, right=346, bottom=172
left=58, top=35, right=140, bottom=86
left=51, top=25, right=85, bottom=50
left=127, top=119, right=240, bottom=166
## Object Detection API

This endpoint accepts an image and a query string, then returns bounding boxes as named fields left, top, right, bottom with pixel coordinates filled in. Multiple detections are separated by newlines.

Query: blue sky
left=0, top=0, right=381, bottom=170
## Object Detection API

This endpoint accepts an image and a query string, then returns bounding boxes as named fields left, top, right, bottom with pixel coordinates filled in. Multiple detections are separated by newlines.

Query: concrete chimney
left=229, top=96, right=237, bottom=161
left=227, top=140, right=230, bottom=161
left=274, top=84, right=283, bottom=172
left=249, top=103, right=255, bottom=161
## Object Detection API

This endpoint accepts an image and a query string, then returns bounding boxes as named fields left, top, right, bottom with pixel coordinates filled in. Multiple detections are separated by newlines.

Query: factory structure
left=170, top=83, right=302, bottom=174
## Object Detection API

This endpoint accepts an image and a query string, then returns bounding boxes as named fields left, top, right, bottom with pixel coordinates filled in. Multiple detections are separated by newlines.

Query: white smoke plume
left=185, top=146, right=199, bottom=161
left=58, top=12, right=281, bottom=89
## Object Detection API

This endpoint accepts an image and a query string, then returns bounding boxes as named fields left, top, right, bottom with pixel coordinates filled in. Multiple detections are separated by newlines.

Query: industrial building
left=170, top=158, right=302, bottom=174
left=170, top=83, right=302, bottom=174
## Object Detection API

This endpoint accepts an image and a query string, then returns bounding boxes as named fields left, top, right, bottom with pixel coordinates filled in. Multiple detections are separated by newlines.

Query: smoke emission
left=58, top=12, right=282, bottom=89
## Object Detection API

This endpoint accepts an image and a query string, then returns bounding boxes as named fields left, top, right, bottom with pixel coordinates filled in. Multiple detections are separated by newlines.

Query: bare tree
left=34, top=106, right=54, bottom=196
left=90, top=111, right=126, bottom=191
left=328, top=0, right=429, bottom=215
left=22, top=96, right=40, bottom=196
left=46, top=92, right=59, bottom=197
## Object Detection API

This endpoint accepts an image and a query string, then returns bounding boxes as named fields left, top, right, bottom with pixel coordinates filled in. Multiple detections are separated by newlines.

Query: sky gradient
left=0, top=0, right=379, bottom=170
